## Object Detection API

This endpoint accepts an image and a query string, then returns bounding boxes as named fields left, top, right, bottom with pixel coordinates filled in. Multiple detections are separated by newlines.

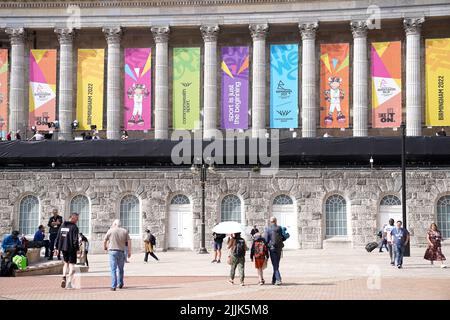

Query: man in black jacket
left=55, top=212, right=80, bottom=289
left=264, top=217, right=284, bottom=286
left=47, top=208, right=63, bottom=260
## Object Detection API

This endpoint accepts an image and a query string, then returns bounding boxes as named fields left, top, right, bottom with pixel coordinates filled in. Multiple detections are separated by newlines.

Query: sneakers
left=397, top=265, right=402, bottom=269
left=441, top=264, right=447, bottom=269
left=390, top=262, right=395, bottom=266
left=275, top=280, right=282, bottom=286
left=128, top=118, right=135, bottom=125
left=61, top=277, right=66, bottom=288
left=216, top=260, right=221, bottom=264
left=137, top=117, right=144, bottom=125
left=211, top=259, right=217, bottom=263
left=324, top=114, right=333, bottom=124
left=65, top=282, right=73, bottom=290
left=337, top=113, right=346, bottom=123
left=118, top=284, right=124, bottom=289
left=240, top=282, right=245, bottom=286
left=144, top=261, right=148, bottom=264
left=227, top=279, right=234, bottom=285
left=111, top=287, right=116, bottom=291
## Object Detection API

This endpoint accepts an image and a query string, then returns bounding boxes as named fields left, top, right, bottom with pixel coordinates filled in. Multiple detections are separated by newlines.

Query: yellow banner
left=76, top=49, right=105, bottom=130
left=426, top=38, right=450, bottom=126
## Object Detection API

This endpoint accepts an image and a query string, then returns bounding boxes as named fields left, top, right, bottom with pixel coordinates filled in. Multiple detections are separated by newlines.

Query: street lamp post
left=199, top=163, right=208, bottom=254
left=401, top=123, right=410, bottom=257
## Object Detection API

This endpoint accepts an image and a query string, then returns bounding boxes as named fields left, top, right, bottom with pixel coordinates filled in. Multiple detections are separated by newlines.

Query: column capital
left=299, top=22, right=319, bottom=40
left=5, top=27, right=25, bottom=45
left=54, top=27, right=75, bottom=45
left=350, top=20, right=368, bottom=38
left=200, top=25, right=219, bottom=42
left=103, top=26, right=122, bottom=45
left=403, top=17, right=425, bottom=35
left=151, top=26, right=170, bottom=43
left=249, top=23, right=269, bottom=40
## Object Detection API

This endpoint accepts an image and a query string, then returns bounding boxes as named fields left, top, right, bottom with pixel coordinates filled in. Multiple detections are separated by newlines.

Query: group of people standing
left=379, top=219, right=446, bottom=268
left=212, top=216, right=285, bottom=286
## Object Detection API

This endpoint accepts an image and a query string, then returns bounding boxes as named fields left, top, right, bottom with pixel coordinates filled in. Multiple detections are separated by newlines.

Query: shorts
left=213, top=242, right=223, bottom=251
left=62, top=250, right=77, bottom=264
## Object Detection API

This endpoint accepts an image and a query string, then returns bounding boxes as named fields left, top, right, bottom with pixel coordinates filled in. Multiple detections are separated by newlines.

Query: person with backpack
left=211, top=232, right=226, bottom=263
left=144, top=228, right=159, bottom=263
left=55, top=212, right=80, bottom=289
left=264, top=216, right=284, bottom=285
left=227, top=232, right=248, bottom=286
left=250, top=232, right=269, bottom=285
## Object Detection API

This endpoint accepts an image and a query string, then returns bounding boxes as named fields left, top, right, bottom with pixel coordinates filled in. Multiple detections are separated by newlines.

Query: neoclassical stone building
left=1, top=0, right=450, bottom=252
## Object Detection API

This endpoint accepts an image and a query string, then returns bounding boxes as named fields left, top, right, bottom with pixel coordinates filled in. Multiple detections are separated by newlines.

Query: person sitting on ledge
left=1, top=230, right=22, bottom=257
left=436, top=128, right=447, bottom=136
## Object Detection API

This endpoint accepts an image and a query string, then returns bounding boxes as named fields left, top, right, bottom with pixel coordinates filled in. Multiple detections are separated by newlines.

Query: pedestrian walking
left=250, top=232, right=269, bottom=285
left=55, top=212, right=80, bottom=289
left=104, top=219, right=131, bottom=291
left=227, top=232, right=247, bottom=286
left=384, top=218, right=396, bottom=265
left=424, top=223, right=447, bottom=268
left=250, top=225, right=259, bottom=239
left=265, top=216, right=284, bottom=285
left=47, top=208, right=63, bottom=260
left=390, top=220, right=410, bottom=269
left=211, top=232, right=225, bottom=263
left=78, top=233, right=89, bottom=267
left=378, top=225, right=388, bottom=252
left=143, top=228, right=159, bottom=263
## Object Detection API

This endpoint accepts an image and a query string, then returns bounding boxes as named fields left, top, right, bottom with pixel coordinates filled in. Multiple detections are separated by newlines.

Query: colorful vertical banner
left=76, top=49, right=105, bottom=130
left=29, top=49, right=57, bottom=131
left=270, top=44, right=298, bottom=128
left=426, top=38, right=450, bottom=126
left=371, top=41, right=402, bottom=128
left=173, top=48, right=200, bottom=130
left=0, top=49, right=7, bottom=139
left=124, top=48, right=152, bottom=130
left=320, top=43, right=349, bottom=128
left=221, top=46, right=249, bottom=129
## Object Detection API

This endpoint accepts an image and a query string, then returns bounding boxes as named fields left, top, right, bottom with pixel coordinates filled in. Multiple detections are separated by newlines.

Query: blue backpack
left=281, top=227, right=290, bottom=241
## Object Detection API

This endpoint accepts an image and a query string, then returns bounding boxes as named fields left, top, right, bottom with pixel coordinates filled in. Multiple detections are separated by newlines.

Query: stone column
left=299, top=22, right=318, bottom=138
left=351, top=21, right=368, bottom=137
left=249, top=24, right=269, bottom=139
left=151, top=26, right=170, bottom=140
left=55, top=28, right=75, bottom=140
left=6, top=28, right=26, bottom=138
left=103, top=27, right=122, bottom=140
left=404, top=18, right=424, bottom=136
left=200, top=25, right=219, bottom=140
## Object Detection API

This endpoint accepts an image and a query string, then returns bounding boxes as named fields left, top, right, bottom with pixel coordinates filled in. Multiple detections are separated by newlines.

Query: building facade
left=1, top=1, right=450, bottom=252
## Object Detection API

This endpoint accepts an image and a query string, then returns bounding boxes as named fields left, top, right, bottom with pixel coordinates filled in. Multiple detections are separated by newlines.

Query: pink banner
left=124, top=48, right=152, bottom=130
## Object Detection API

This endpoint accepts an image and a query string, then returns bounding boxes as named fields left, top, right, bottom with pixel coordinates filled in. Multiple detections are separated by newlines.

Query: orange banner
left=320, top=43, right=349, bottom=128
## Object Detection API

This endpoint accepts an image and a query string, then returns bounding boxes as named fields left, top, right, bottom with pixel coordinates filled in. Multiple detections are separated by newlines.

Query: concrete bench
left=26, top=248, right=41, bottom=264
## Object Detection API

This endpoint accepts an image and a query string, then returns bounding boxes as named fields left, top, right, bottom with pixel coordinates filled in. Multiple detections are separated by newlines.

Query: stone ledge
left=16, top=261, right=64, bottom=277
left=322, top=237, right=353, bottom=249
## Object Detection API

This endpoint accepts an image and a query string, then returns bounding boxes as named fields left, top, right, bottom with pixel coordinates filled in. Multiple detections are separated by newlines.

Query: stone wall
left=1, top=168, right=448, bottom=253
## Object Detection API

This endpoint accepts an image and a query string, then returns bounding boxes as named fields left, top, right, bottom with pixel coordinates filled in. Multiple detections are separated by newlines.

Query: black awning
left=0, top=137, right=449, bottom=167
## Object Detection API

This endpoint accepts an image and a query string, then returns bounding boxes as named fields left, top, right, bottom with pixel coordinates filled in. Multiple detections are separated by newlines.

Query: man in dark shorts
left=55, top=212, right=80, bottom=289
left=211, top=232, right=225, bottom=263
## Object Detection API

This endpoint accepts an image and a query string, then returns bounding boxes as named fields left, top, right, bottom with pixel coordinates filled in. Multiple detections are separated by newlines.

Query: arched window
left=380, top=195, right=401, bottom=206
left=19, top=195, right=39, bottom=235
left=221, top=195, right=242, bottom=223
left=325, top=195, right=347, bottom=236
left=273, top=194, right=293, bottom=205
left=120, top=195, right=140, bottom=235
left=171, top=194, right=190, bottom=205
left=70, top=195, right=90, bottom=235
left=437, top=196, right=450, bottom=239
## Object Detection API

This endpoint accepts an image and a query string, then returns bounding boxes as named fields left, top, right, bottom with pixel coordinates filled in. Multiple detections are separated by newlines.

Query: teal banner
left=270, top=44, right=298, bottom=128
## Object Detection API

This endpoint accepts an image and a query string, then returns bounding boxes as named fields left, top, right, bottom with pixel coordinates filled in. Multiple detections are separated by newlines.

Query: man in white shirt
left=29, top=131, right=45, bottom=141
left=383, top=218, right=396, bottom=266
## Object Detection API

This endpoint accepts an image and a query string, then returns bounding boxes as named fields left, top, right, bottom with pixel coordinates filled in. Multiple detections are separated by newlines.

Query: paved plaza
left=1, top=247, right=449, bottom=300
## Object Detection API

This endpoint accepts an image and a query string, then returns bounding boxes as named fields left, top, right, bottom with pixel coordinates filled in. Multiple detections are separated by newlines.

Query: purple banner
left=124, top=48, right=152, bottom=130
left=221, top=46, right=249, bottom=129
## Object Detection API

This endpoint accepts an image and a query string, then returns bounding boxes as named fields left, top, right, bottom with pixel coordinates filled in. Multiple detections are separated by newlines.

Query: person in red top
left=250, top=233, right=269, bottom=285
left=6, top=131, right=12, bottom=141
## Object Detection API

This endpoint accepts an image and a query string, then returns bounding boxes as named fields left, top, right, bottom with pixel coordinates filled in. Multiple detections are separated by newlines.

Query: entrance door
left=378, top=195, right=402, bottom=231
left=169, top=195, right=192, bottom=249
left=272, top=195, right=299, bottom=249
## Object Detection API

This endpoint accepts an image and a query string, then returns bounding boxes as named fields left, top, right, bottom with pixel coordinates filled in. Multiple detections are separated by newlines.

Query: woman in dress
left=424, top=223, right=447, bottom=268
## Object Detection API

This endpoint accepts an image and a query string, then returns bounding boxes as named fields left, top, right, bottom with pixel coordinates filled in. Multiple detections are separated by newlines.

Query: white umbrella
left=212, top=221, right=245, bottom=234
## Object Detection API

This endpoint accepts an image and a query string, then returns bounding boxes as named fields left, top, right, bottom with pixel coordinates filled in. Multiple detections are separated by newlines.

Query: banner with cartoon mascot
left=320, top=43, right=349, bottom=128
left=124, top=48, right=152, bottom=130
